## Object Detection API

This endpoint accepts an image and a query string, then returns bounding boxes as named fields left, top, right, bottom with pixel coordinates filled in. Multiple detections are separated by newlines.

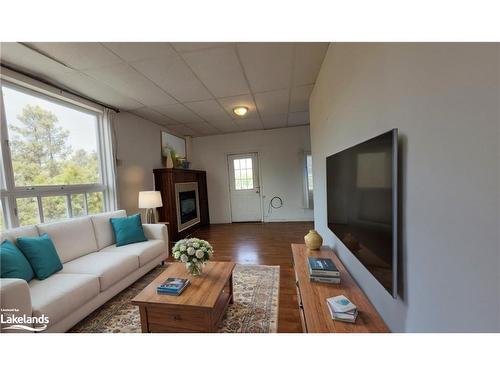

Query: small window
left=0, top=201, right=5, bottom=230
left=87, top=192, right=104, bottom=214
left=70, top=194, right=86, bottom=217
left=304, top=153, right=314, bottom=209
left=16, top=197, right=40, bottom=226
left=233, top=158, right=254, bottom=190
left=42, top=195, right=68, bottom=223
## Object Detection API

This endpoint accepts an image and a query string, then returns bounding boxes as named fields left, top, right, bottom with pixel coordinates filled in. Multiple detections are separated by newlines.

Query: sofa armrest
left=142, top=224, right=169, bottom=257
left=0, top=278, right=33, bottom=333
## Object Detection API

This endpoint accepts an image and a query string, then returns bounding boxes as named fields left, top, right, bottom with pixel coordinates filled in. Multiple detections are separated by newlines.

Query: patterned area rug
left=70, top=263, right=279, bottom=333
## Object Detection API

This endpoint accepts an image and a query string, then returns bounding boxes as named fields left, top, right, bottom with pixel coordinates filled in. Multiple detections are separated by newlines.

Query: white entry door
left=228, top=153, right=262, bottom=222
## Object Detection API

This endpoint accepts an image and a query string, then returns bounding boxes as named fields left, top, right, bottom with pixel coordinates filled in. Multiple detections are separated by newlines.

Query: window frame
left=233, top=157, right=255, bottom=191
left=1, top=76, right=111, bottom=228
left=303, top=151, right=314, bottom=209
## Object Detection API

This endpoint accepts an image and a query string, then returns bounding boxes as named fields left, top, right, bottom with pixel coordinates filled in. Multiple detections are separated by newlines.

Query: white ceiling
left=0, top=42, right=328, bottom=137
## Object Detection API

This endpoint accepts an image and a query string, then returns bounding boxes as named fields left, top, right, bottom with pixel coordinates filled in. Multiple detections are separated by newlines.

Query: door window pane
left=87, top=192, right=103, bottom=214
left=70, top=194, right=86, bottom=217
left=42, top=196, right=68, bottom=222
left=16, top=197, right=40, bottom=226
left=233, top=158, right=254, bottom=190
left=3, top=84, right=100, bottom=187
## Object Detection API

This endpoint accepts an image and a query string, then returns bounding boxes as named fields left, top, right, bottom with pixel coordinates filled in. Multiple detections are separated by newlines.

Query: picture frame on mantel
left=161, top=131, right=188, bottom=168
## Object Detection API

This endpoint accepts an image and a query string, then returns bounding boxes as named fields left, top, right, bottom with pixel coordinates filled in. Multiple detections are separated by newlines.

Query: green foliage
left=8, top=104, right=103, bottom=226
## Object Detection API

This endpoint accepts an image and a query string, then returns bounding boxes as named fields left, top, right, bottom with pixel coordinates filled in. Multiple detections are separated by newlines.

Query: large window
left=1, top=77, right=115, bottom=228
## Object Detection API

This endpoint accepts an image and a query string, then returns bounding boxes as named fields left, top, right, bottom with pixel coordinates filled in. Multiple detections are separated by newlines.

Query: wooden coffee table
left=132, top=261, right=235, bottom=333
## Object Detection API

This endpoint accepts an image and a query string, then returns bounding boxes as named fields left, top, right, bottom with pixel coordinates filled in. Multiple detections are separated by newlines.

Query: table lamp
left=138, top=191, right=163, bottom=224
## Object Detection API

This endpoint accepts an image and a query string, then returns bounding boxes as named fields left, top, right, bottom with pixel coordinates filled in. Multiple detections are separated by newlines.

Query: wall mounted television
left=326, top=129, right=398, bottom=297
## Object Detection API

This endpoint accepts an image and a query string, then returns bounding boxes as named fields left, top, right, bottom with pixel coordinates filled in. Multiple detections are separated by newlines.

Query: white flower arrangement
left=172, top=238, right=214, bottom=275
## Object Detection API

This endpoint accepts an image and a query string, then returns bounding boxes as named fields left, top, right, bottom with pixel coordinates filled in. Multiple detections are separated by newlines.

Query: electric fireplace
left=175, top=182, right=201, bottom=232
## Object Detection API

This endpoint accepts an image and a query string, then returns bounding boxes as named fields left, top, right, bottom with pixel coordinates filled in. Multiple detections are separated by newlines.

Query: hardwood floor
left=187, top=222, right=314, bottom=333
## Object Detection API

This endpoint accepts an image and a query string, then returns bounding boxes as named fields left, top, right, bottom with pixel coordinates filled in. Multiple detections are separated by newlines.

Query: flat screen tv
left=326, top=129, right=398, bottom=297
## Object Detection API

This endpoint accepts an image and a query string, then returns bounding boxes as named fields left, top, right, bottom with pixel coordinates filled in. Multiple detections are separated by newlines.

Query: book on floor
left=156, top=278, right=190, bottom=295
left=308, top=257, right=340, bottom=277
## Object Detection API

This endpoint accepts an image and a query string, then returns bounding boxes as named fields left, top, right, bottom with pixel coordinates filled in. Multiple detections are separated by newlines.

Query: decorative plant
left=172, top=238, right=214, bottom=276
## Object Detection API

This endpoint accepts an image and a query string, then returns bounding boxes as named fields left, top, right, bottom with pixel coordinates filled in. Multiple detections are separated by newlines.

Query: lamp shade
left=138, top=191, right=163, bottom=209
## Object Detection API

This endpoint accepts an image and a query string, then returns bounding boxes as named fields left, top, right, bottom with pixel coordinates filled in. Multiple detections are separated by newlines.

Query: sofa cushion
left=1, top=225, right=39, bottom=245
left=59, top=252, right=138, bottom=291
left=37, top=217, right=98, bottom=263
left=1, top=240, right=35, bottom=282
left=16, top=234, right=63, bottom=280
left=110, top=214, right=148, bottom=247
left=90, top=210, right=127, bottom=249
left=101, top=239, right=165, bottom=267
left=30, top=273, right=99, bottom=327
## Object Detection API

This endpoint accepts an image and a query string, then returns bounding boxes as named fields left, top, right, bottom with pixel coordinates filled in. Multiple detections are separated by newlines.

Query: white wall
left=310, top=43, right=500, bottom=332
left=190, top=126, right=314, bottom=223
left=114, top=112, right=164, bottom=217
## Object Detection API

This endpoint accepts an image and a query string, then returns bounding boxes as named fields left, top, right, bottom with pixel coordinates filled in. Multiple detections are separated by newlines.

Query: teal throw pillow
left=16, top=233, right=63, bottom=280
left=110, top=213, right=148, bottom=247
left=1, top=240, right=35, bottom=282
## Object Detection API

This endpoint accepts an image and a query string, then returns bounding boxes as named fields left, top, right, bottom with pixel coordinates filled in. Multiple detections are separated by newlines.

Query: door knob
left=256, top=190, right=260, bottom=194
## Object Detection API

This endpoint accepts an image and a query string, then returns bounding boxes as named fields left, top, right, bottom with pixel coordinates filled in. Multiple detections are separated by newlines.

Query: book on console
left=326, top=294, right=357, bottom=313
left=327, top=303, right=359, bottom=323
left=310, top=275, right=341, bottom=284
left=308, top=257, right=340, bottom=277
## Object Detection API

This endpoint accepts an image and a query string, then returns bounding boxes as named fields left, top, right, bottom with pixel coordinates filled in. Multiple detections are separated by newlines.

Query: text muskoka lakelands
left=1, top=313, right=49, bottom=325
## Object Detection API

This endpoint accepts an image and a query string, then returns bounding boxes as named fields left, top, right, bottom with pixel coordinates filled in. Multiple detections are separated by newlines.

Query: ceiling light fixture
left=233, top=106, right=248, bottom=116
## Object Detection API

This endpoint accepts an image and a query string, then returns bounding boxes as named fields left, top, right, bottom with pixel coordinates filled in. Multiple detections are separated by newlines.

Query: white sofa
left=0, top=210, right=168, bottom=333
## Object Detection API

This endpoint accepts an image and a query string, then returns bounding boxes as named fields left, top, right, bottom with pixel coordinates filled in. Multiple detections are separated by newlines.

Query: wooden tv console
left=291, top=244, right=389, bottom=333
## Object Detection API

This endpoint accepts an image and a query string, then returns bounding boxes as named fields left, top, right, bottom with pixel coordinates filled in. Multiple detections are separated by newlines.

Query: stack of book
left=326, top=295, right=358, bottom=323
left=156, top=278, right=190, bottom=296
left=308, top=256, right=340, bottom=283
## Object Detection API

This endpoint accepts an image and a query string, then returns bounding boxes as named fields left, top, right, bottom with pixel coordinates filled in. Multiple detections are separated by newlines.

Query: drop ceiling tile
left=287, top=111, right=310, bottom=126
left=131, top=56, right=212, bottom=102
left=254, top=89, right=290, bottom=116
left=209, top=120, right=242, bottom=133
left=172, top=43, right=235, bottom=53
left=1, top=42, right=75, bottom=83
left=289, top=84, right=314, bottom=112
left=217, top=94, right=257, bottom=119
left=102, top=42, right=177, bottom=62
left=235, top=117, right=263, bottom=131
left=237, top=43, right=294, bottom=92
left=26, top=42, right=122, bottom=70
left=165, top=124, right=198, bottom=137
left=83, top=63, right=177, bottom=106
left=152, top=103, right=202, bottom=123
left=183, top=46, right=249, bottom=97
left=184, top=100, right=232, bottom=122
left=261, top=114, right=289, bottom=129
left=56, top=72, right=144, bottom=111
left=185, top=122, right=220, bottom=136
left=0, top=44, right=143, bottom=111
left=131, top=107, right=179, bottom=126
left=293, top=43, right=329, bottom=86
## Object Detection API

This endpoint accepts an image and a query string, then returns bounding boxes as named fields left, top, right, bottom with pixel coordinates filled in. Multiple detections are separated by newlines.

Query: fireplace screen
left=179, top=190, right=197, bottom=224
left=175, top=182, right=201, bottom=232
